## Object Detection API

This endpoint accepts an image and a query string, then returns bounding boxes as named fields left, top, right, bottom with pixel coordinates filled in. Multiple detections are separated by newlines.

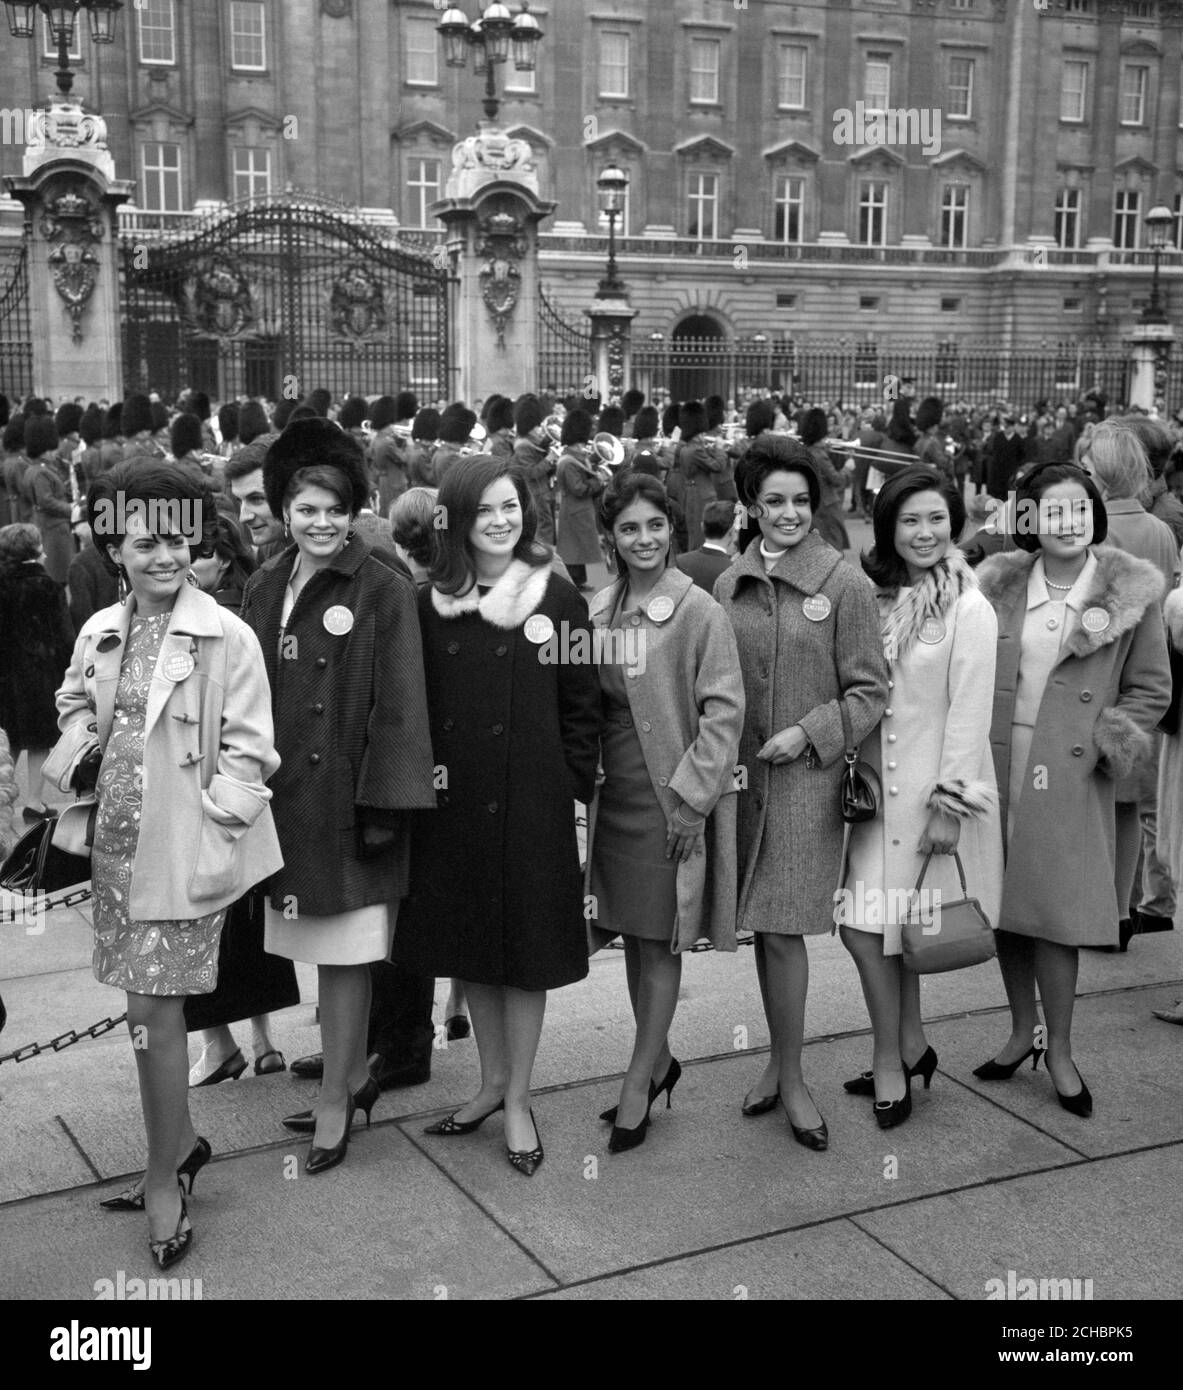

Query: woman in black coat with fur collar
left=393, top=455, right=600, bottom=1177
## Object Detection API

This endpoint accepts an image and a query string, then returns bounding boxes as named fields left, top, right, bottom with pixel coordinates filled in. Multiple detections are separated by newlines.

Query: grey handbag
left=901, top=851, right=996, bottom=974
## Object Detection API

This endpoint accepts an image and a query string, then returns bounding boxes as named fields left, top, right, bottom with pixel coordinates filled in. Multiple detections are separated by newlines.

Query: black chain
left=0, top=1011, right=127, bottom=1067
left=0, top=885, right=93, bottom=924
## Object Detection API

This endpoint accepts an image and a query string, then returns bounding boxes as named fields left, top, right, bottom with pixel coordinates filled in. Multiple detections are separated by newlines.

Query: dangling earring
left=283, top=515, right=291, bottom=540
left=185, top=569, right=200, bottom=588
left=116, top=566, right=129, bottom=604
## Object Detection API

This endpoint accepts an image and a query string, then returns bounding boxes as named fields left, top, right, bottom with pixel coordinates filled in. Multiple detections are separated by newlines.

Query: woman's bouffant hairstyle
left=1012, top=462, right=1108, bottom=553
left=862, top=466, right=966, bottom=589
left=87, top=463, right=218, bottom=574
left=0, top=521, right=42, bottom=572
left=204, top=510, right=257, bottom=594
left=1084, top=419, right=1151, bottom=500
left=598, top=471, right=674, bottom=573
left=390, top=485, right=440, bottom=570
left=263, top=418, right=372, bottom=520
left=735, top=434, right=820, bottom=553
left=430, top=455, right=548, bottom=596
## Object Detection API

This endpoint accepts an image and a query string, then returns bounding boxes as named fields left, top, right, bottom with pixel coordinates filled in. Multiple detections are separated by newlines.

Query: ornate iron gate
left=0, top=240, right=33, bottom=400
left=537, top=284, right=591, bottom=395
left=120, top=197, right=450, bottom=404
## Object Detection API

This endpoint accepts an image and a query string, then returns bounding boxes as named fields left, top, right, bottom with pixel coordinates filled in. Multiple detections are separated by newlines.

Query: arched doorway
left=671, top=314, right=725, bottom=403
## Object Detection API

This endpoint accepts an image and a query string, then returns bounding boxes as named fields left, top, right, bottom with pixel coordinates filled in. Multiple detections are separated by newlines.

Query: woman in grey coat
left=976, top=464, right=1170, bottom=1118
left=715, top=436, right=889, bottom=1149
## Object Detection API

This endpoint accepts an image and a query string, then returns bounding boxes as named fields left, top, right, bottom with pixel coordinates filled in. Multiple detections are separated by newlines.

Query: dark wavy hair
left=598, top=471, right=674, bottom=578
left=87, top=462, right=218, bottom=575
left=203, top=510, right=257, bottom=594
left=735, top=435, right=820, bottom=552
left=1012, top=462, right=1108, bottom=553
left=430, top=455, right=549, bottom=596
left=862, top=466, right=966, bottom=589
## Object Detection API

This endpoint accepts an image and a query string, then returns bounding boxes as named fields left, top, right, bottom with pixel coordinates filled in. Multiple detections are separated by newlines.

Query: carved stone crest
left=476, top=208, right=529, bottom=347
left=181, top=258, right=256, bottom=339
left=40, top=186, right=104, bottom=345
left=453, top=130, right=536, bottom=177
left=330, top=265, right=387, bottom=343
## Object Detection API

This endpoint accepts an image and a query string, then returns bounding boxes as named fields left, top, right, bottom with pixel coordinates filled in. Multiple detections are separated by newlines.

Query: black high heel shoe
left=283, top=1076, right=379, bottom=1134
left=192, top=1047, right=246, bottom=1086
left=1053, top=1065, right=1093, bottom=1119
left=608, top=1066, right=676, bottom=1154
left=507, top=1110, right=544, bottom=1177
left=972, top=1043, right=1045, bottom=1081
left=741, top=1091, right=779, bottom=1116
left=873, top=1072, right=912, bottom=1130
left=305, top=1091, right=357, bottom=1175
left=845, top=1045, right=938, bottom=1096
left=147, top=1184, right=192, bottom=1272
left=100, top=1137, right=212, bottom=1211
left=424, top=1098, right=504, bottom=1135
left=781, top=1088, right=829, bottom=1151
left=601, top=1057, right=680, bottom=1124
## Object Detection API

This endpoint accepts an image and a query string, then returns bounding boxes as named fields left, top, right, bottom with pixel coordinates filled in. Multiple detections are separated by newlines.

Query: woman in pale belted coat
left=837, top=468, right=1003, bottom=1129
left=714, top=436, right=888, bottom=1149
left=586, top=471, right=744, bottom=1153
left=55, top=463, right=282, bottom=1270
left=976, top=463, right=1170, bottom=1118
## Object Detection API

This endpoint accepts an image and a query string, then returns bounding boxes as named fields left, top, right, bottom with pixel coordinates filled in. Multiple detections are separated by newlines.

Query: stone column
left=1127, top=322, right=1174, bottom=410
left=3, top=98, right=133, bottom=401
left=432, top=123, right=557, bottom=403
left=586, top=297, right=638, bottom=401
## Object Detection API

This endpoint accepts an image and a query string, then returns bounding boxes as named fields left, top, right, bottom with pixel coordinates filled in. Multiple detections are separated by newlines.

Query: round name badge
left=918, top=618, right=946, bottom=645
left=647, top=596, right=675, bottom=624
left=802, top=595, right=832, bottom=623
left=1081, top=607, right=1110, bottom=634
left=323, top=605, right=354, bottom=636
left=524, top=614, right=554, bottom=644
left=162, top=652, right=195, bottom=682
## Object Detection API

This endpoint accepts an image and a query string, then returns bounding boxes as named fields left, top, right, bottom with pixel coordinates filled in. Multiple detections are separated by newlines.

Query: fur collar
left=431, top=557, right=551, bottom=630
left=977, top=544, right=1163, bottom=658
left=879, top=549, right=976, bottom=663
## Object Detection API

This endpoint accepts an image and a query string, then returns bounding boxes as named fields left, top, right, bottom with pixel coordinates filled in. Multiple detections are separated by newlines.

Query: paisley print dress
left=91, top=611, right=225, bottom=995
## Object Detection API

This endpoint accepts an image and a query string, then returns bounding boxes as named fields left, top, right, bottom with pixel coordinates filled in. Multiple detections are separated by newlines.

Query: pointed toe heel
left=972, top=1043, right=1045, bottom=1081
left=1054, top=1068, right=1093, bottom=1119
left=507, top=1111, right=544, bottom=1176
left=305, top=1091, right=358, bottom=1175
left=425, top=1099, right=504, bottom=1136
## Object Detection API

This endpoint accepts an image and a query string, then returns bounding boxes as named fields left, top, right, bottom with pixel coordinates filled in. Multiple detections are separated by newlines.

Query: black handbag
left=839, top=699, right=880, bottom=824
left=0, top=810, right=93, bottom=897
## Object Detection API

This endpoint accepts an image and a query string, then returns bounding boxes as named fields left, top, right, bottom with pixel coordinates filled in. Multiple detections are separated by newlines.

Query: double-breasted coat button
left=887, top=680, right=894, bottom=689
left=315, top=657, right=327, bottom=669
left=885, top=708, right=893, bottom=717
left=887, top=733, right=897, bottom=743
left=488, top=801, right=499, bottom=813
left=889, top=786, right=899, bottom=795
left=1071, top=745, right=1084, bottom=757
left=312, top=703, right=324, bottom=714
left=641, top=721, right=651, bottom=732
left=447, top=642, right=460, bottom=655
left=495, top=644, right=508, bottom=656
left=442, top=718, right=454, bottom=731
left=492, top=723, right=504, bottom=735
left=309, top=753, right=321, bottom=765
left=1080, top=691, right=1092, bottom=703
left=658, top=776, right=668, bottom=786
left=887, top=760, right=897, bottom=770
left=1046, top=617, right=1059, bottom=631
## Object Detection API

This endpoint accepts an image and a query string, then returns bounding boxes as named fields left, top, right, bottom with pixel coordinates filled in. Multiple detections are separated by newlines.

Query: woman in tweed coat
left=241, top=421, right=436, bottom=1174
left=714, top=436, right=888, bottom=1148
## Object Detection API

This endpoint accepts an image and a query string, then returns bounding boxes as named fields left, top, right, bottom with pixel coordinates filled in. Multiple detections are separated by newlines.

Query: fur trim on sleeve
left=927, top=779, right=998, bottom=820
left=1093, top=706, right=1154, bottom=782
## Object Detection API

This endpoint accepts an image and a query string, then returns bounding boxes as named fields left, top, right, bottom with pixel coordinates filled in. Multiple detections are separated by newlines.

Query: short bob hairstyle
left=430, top=455, right=548, bottom=596
left=87, top=462, right=218, bottom=574
left=862, top=466, right=966, bottom=589
left=735, top=434, right=820, bottom=553
left=1084, top=418, right=1151, bottom=500
left=598, top=470, right=675, bottom=573
left=390, top=485, right=439, bottom=570
left=1012, top=461, right=1108, bottom=553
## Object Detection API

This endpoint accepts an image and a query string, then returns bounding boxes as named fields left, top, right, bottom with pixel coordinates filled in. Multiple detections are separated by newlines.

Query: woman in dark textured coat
left=799, top=406, right=851, bottom=552
left=394, top=455, right=600, bottom=1177
left=240, top=420, right=437, bottom=1174
left=0, top=523, right=75, bottom=819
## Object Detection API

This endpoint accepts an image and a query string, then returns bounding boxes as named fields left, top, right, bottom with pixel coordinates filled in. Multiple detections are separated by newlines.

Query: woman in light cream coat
left=837, top=468, right=1002, bottom=1128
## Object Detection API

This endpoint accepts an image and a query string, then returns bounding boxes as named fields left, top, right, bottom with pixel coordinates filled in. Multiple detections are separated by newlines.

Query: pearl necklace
left=1044, top=577, right=1075, bottom=592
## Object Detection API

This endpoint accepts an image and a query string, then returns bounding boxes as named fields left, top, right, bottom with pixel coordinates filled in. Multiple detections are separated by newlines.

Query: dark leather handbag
left=0, top=809, right=93, bottom=897
left=839, top=699, right=880, bottom=824
left=901, top=850, right=996, bottom=975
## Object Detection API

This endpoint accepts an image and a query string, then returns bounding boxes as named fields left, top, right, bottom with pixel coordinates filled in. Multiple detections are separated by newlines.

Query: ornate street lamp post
left=1143, top=203, right=1174, bottom=326
left=4, top=2, right=122, bottom=95
left=438, top=2, right=542, bottom=123
left=595, top=163, right=629, bottom=300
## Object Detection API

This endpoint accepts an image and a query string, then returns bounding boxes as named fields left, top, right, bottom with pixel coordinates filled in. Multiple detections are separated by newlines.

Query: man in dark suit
left=986, top=415, right=1025, bottom=501
left=676, top=500, right=735, bottom=592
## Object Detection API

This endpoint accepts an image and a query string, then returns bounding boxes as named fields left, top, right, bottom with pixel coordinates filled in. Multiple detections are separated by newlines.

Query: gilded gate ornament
left=476, top=209, right=529, bottom=348
left=40, top=187, right=104, bottom=346
left=329, top=265, right=387, bottom=343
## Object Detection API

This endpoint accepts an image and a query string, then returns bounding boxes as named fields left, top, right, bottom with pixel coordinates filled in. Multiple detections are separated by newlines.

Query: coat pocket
left=189, top=813, right=247, bottom=903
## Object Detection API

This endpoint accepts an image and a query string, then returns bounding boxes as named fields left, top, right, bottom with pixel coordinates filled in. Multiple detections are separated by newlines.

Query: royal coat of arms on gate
left=181, top=259, right=256, bottom=340
left=329, top=265, right=387, bottom=344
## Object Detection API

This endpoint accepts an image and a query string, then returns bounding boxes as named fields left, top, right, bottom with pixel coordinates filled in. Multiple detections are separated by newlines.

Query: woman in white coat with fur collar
left=837, top=468, right=1003, bottom=1128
